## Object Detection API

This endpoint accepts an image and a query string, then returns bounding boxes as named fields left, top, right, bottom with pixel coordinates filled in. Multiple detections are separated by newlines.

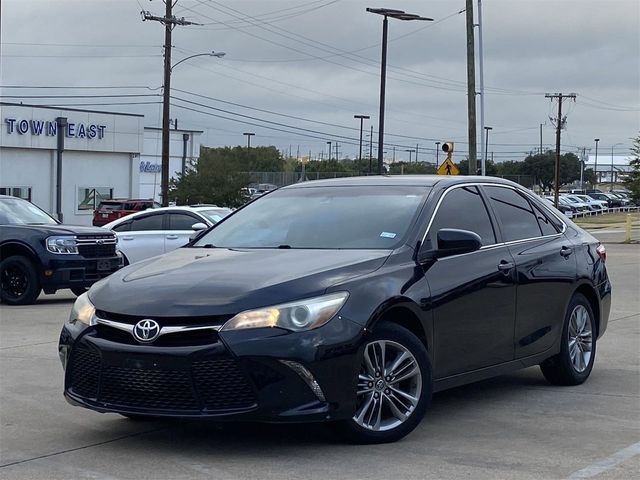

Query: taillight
left=596, top=244, right=606, bottom=263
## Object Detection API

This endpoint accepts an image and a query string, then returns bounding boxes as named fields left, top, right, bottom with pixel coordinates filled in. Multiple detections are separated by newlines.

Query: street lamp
left=170, top=51, right=225, bottom=71
left=354, top=115, right=370, bottom=167
left=405, top=149, right=414, bottom=163
left=160, top=50, right=226, bottom=206
left=611, top=142, right=623, bottom=191
left=367, top=7, right=432, bottom=175
left=243, top=132, right=255, bottom=163
left=435, top=141, right=441, bottom=165
left=327, top=141, right=332, bottom=161
left=593, top=138, right=600, bottom=185
left=483, top=126, right=493, bottom=175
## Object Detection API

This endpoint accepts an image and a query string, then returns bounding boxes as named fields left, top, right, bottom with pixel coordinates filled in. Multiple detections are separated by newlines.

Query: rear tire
left=334, top=322, right=432, bottom=444
left=0, top=255, right=41, bottom=305
left=540, top=293, right=596, bottom=386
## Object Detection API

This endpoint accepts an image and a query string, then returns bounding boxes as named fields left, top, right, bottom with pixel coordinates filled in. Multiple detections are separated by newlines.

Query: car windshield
left=199, top=208, right=232, bottom=224
left=193, top=186, right=428, bottom=249
left=98, top=202, right=124, bottom=211
left=0, top=198, right=58, bottom=225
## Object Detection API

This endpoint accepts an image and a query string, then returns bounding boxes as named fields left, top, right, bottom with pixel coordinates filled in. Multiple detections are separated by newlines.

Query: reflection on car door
left=425, top=185, right=517, bottom=378
left=483, top=186, right=577, bottom=358
left=117, top=212, right=166, bottom=264
left=165, top=212, right=203, bottom=253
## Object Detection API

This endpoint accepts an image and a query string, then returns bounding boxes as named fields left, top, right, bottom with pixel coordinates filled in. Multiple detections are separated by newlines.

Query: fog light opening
left=44, top=270, right=54, bottom=277
left=280, top=360, right=326, bottom=402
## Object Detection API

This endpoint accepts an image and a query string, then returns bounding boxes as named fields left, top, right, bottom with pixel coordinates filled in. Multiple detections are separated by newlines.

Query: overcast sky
left=1, top=0, right=639, bottom=163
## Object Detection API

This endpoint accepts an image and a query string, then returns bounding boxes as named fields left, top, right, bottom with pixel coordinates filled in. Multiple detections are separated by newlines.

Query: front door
left=425, top=185, right=517, bottom=378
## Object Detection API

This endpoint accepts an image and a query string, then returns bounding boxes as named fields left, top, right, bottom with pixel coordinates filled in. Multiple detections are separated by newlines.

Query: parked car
left=60, top=176, right=611, bottom=444
left=546, top=196, right=585, bottom=213
left=249, top=183, right=278, bottom=200
left=572, top=194, right=608, bottom=211
left=563, top=194, right=598, bottom=212
left=540, top=197, right=574, bottom=218
left=0, top=195, right=122, bottom=305
left=102, top=206, right=231, bottom=264
left=587, top=192, right=619, bottom=208
left=607, top=192, right=631, bottom=206
left=92, top=199, right=160, bottom=227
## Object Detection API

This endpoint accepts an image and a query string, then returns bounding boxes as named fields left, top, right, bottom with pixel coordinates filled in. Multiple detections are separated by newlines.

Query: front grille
left=78, top=243, right=117, bottom=258
left=95, top=310, right=232, bottom=328
left=193, top=359, right=257, bottom=411
left=67, top=347, right=257, bottom=413
left=68, top=346, right=100, bottom=398
left=101, top=366, right=199, bottom=411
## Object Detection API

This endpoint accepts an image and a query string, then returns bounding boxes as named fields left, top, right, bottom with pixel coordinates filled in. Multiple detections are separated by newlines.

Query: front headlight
left=46, top=236, right=78, bottom=254
left=221, top=292, right=349, bottom=332
left=69, top=292, right=97, bottom=326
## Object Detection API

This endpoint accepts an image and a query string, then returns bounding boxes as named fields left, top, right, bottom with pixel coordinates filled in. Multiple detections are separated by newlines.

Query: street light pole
left=327, top=141, right=332, bottom=162
left=405, top=149, right=413, bottom=163
left=367, top=8, right=432, bottom=175
left=243, top=132, right=255, bottom=163
left=435, top=141, right=440, bottom=166
left=594, top=138, right=600, bottom=185
left=610, top=142, right=623, bottom=191
left=354, top=114, right=370, bottom=164
left=484, top=126, right=492, bottom=175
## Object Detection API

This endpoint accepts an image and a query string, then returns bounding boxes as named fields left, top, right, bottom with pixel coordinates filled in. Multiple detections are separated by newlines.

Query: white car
left=572, top=194, right=608, bottom=211
left=102, top=206, right=231, bottom=264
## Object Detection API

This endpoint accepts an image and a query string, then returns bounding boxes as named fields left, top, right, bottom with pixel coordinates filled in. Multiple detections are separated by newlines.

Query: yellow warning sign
left=437, top=158, right=459, bottom=176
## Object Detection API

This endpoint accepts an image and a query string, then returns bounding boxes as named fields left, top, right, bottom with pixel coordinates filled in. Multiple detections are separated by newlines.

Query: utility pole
left=415, top=144, right=419, bottom=163
left=327, top=141, right=332, bottom=161
left=392, top=146, right=396, bottom=163
left=142, top=2, right=198, bottom=207
left=465, top=0, right=477, bottom=176
left=335, top=142, right=339, bottom=161
left=369, top=126, right=373, bottom=174
left=545, top=93, right=576, bottom=208
left=594, top=138, right=600, bottom=185
left=354, top=114, right=370, bottom=164
left=540, top=123, right=543, bottom=155
left=477, top=0, right=486, bottom=175
left=435, top=141, right=440, bottom=166
left=405, top=149, right=413, bottom=163
left=243, top=132, right=255, bottom=164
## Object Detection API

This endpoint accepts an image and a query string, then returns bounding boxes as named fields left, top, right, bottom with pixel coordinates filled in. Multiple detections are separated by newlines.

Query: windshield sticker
left=380, top=232, right=397, bottom=239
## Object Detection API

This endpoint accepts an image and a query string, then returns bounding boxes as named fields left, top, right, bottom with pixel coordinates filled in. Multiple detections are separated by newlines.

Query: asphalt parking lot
left=1, top=241, right=638, bottom=480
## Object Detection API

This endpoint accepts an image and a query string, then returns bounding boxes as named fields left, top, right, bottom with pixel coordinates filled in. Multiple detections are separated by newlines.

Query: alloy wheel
left=1, top=264, right=28, bottom=299
left=568, top=305, right=593, bottom=373
left=353, top=340, right=422, bottom=431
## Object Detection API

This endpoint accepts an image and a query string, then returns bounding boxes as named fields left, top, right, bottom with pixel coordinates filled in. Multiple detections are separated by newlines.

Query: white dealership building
left=0, top=103, right=201, bottom=225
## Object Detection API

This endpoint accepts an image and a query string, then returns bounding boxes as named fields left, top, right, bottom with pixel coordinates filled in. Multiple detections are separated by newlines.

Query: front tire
left=540, top=293, right=596, bottom=386
left=0, top=255, right=41, bottom=305
left=335, top=323, right=432, bottom=444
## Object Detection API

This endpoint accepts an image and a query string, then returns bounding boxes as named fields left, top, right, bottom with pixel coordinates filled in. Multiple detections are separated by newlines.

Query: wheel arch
left=573, top=282, right=601, bottom=337
left=0, top=241, right=41, bottom=267
left=367, top=298, right=430, bottom=353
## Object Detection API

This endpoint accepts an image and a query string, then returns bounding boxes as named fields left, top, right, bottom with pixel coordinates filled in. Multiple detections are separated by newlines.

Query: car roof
left=102, top=206, right=212, bottom=228
left=280, top=175, right=521, bottom=190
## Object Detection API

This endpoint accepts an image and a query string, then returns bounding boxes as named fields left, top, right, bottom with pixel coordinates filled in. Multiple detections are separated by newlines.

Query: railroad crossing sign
left=437, top=157, right=459, bottom=176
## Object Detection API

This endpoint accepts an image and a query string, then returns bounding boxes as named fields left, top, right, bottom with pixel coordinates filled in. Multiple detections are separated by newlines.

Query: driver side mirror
left=191, top=222, right=207, bottom=231
left=418, top=228, right=482, bottom=263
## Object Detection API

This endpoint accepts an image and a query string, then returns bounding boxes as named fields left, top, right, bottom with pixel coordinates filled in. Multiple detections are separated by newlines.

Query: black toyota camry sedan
left=59, top=176, right=611, bottom=443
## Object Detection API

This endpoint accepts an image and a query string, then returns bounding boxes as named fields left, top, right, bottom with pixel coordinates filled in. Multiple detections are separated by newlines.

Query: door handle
left=498, top=260, right=515, bottom=273
left=560, top=246, right=573, bottom=257
left=121, top=236, right=134, bottom=241
left=166, top=235, right=179, bottom=240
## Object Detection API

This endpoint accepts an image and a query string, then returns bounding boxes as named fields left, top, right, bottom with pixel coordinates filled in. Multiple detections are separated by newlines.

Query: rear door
left=164, top=212, right=202, bottom=253
left=425, top=185, right=517, bottom=378
left=483, top=186, right=576, bottom=358
left=116, top=212, right=167, bottom=264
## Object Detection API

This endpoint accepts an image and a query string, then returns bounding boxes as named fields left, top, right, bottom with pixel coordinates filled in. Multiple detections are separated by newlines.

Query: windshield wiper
left=277, top=244, right=292, bottom=249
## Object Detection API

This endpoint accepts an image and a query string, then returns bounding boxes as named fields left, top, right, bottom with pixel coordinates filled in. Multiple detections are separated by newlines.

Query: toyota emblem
left=132, top=319, right=161, bottom=343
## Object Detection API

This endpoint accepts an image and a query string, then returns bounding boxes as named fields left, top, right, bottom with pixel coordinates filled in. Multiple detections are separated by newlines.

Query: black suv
left=0, top=195, right=122, bottom=305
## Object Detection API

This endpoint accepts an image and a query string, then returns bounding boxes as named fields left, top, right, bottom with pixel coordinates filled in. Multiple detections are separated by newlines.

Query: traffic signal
left=442, top=142, right=454, bottom=153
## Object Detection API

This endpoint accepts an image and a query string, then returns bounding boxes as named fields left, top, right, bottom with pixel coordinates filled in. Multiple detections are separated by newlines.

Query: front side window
left=428, top=186, right=496, bottom=246
left=168, top=213, right=200, bottom=230
left=485, top=186, right=542, bottom=242
left=78, top=187, right=113, bottom=212
left=129, top=213, right=164, bottom=231
left=193, top=186, right=428, bottom=249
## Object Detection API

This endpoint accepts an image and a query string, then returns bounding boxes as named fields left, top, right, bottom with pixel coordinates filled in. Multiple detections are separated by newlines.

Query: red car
left=92, top=199, right=159, bottom=227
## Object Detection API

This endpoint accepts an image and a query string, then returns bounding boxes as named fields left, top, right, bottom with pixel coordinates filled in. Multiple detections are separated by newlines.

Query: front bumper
left=59, top=316, right=364, bottom=422
left=41, top=255, right=122, bottom=293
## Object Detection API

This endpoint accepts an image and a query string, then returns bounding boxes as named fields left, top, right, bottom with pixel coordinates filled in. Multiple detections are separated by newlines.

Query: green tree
left=520, top=151, right=582, bottom=191
left=623, top=132, right=640, bottom=203
left=169, top=147, right=251, bottom=207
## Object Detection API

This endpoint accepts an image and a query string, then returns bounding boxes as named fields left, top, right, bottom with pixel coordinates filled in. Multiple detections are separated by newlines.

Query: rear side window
left=533, top=204, right=560, bottom=235
left=429, top=186, right=496, bottom=246
left=129, top=213, right=164, bottom=231
left=485, top=186, right=543, bottom=241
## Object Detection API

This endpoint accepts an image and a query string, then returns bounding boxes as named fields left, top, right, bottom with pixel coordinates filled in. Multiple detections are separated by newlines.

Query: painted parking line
left=567, top=441, right=640, bottom=479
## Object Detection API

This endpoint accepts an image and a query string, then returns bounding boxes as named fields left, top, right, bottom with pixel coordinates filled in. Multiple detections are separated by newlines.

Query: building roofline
left=0, top=102, right=144, bottom=118
left=144, top=126, right=204, bottom=134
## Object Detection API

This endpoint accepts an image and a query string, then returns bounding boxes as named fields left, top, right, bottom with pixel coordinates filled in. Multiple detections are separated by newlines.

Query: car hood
left=8, top=224, right=115, bottom=237
left=89, top=247, right=391, bottom=317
